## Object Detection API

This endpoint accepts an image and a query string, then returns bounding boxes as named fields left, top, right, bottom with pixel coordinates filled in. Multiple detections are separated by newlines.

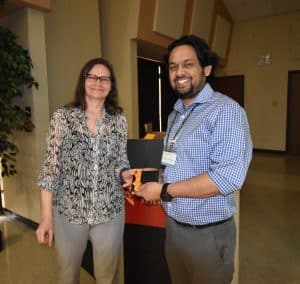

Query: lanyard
left=165, top=105, right=196, bottom=151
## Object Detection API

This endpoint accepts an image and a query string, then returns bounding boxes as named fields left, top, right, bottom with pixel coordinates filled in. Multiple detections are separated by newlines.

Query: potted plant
left=0, top=25, right=38, bottom=215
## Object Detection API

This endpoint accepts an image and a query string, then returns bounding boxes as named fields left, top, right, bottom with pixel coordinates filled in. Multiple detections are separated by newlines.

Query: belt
left=174, top=216, right=233, bottom=229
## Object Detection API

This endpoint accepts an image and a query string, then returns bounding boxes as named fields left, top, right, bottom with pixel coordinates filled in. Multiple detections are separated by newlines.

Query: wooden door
left=211, top=75, right=244, bottom=107
left=286, top=71, right=300, bottom=155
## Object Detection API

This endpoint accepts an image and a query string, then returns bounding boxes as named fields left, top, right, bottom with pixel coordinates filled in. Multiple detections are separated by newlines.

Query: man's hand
left=134, top=182, right=162, bottom=202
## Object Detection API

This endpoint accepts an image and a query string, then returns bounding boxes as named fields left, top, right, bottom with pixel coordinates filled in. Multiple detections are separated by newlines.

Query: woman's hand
left=121, top=169, right=137, bottom=189
left=35, top=218, right=54, bottom=247
left=36, top=190, right=54, bottom=246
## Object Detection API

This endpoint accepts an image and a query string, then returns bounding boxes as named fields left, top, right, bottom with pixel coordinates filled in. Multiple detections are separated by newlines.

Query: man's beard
left=173, top=77, right=207, bottom=101
left=174, top=85, right=198, bottom=100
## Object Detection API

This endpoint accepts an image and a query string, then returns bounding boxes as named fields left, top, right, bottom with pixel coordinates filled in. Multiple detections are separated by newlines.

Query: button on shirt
left=163, top=83, right=253, bottom=225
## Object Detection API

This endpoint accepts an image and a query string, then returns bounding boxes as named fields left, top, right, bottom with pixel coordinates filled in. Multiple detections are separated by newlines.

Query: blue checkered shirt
left=163, top=83, right=253, bottom=225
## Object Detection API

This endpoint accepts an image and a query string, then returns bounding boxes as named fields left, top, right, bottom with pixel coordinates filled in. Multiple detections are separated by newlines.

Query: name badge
left=161, top=151, right=176, bottom=166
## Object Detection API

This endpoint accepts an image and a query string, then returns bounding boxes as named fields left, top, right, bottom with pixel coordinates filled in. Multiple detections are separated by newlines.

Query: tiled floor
left=239, top=152, right=300, bottom=284
left=0, top=215, right=95, bottom=284
left=0, top=152, right=299, bottom=284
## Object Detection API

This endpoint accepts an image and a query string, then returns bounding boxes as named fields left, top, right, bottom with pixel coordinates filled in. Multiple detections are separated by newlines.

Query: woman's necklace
left=85, top=107, right=103, bottom=132
left=95, top=119, right=101, bottom=128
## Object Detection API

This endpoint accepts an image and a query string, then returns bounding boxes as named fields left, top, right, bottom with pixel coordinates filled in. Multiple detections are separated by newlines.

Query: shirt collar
left=173, top=83, right=214, bottom=113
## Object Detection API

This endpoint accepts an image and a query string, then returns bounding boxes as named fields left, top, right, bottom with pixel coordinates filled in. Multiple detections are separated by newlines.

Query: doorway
left=137, top=58, right=176, bottom=138
left=286, top=70, right=300, bottom=155
left=137, top=58, right=160, bottom=138
left=211, top=75, right=244, bottom=107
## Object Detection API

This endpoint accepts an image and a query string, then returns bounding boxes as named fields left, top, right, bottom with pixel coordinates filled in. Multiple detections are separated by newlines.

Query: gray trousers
left=54, top=209, right=125, bottom=284
left=165, top=216, right=236, bottom=284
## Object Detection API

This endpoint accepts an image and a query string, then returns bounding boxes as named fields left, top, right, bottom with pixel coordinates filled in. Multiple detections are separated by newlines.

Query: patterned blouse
left=38, top=107, right=130, bottom=225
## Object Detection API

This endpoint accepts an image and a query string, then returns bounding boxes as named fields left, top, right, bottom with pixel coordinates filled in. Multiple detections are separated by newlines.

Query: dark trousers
left=165, top=216, right=236, bottom=284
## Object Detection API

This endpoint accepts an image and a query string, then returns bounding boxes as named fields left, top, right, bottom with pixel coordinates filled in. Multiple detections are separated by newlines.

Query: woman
left=36, top=58, right=132, bottom=284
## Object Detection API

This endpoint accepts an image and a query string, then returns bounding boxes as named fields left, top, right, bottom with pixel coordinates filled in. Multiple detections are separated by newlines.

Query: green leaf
left=0, top=25, right=38, bottom=178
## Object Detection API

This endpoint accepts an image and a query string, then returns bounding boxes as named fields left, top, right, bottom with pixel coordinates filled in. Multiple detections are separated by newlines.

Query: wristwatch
left=160, top=183, right=172, bottom=202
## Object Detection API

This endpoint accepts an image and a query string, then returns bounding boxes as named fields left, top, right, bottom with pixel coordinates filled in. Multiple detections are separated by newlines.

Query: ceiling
left=224, top=0, right=300, bottom=22
left=2, top=1, right=300, bottom=23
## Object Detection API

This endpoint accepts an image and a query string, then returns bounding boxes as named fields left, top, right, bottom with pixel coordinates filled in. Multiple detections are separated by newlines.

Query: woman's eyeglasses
left=85, top=74, right=111, bottom=84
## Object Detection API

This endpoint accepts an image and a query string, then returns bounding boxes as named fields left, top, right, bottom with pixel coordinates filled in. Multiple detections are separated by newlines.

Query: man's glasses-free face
left=85, top=74, right=111, bottom=84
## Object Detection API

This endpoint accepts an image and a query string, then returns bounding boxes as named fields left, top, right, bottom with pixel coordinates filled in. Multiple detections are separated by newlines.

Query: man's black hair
left=165, top=35, right=219, bottom=82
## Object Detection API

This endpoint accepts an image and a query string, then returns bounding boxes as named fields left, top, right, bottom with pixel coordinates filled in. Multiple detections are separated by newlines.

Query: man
left=134, top=35, right=253, bottom=284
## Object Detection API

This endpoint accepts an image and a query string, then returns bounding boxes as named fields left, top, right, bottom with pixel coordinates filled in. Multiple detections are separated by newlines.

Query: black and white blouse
left=38, top=107, right=130, bottom=225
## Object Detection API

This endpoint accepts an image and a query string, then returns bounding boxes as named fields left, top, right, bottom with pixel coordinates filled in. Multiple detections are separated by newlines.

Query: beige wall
left=222, top=11, right=300, bottom=151
left=190, top=0, right=214, bottom=43
left=45, top=0, right=101, bottom=116
left=153, top=0, right=186, bottom=39
left=100, top=0, right=140, bottom=138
